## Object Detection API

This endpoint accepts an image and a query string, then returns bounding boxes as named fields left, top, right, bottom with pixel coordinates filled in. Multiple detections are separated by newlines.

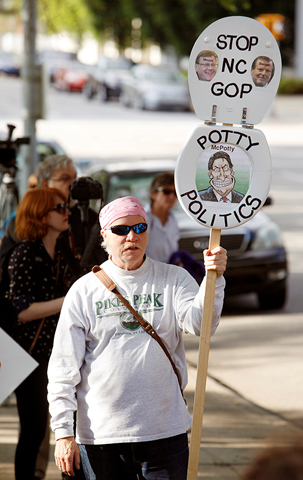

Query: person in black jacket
left=0, top=154, right=104, bottom=480
left=7, top=187, right=70, bottom=480
left=0, top=154, right=106, bottom=272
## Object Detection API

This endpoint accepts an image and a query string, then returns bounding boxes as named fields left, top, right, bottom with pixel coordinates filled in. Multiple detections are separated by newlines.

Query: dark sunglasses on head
left=156, top=187, right=177, bottom=197
left=105, top=223, right=148, bottom=236
left=49, top=203, right=69, bottom=215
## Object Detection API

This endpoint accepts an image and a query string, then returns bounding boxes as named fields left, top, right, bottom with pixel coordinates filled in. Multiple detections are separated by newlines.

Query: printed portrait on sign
left=251, top=56, right=275, bottom=87
left=195, top=50, right=218, bottom=82
left=195, top=146, right=250, bottom=205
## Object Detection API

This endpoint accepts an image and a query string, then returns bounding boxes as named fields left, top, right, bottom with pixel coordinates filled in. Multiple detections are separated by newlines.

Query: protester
left=48, top=196, right=227, bottom=479
left=242, top=436, right=303, bottom=480
left=145, top=172, right=179, bottom=263
left=145, top=172, right=205, bottom=282
left=7, top=188, right=70, bottom=480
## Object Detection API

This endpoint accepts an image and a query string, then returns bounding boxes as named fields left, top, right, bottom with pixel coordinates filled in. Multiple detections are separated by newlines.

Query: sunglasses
left=156, top=187, right=177, bottom=197
left=105, top=223, right=148, bottom=236
left=49, top=203, right=69, bottom=215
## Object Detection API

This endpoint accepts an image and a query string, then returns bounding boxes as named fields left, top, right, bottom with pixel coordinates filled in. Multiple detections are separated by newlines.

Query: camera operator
left=1, top=154, right=105, bottom=480
left=0, top=154, right=107, bottom=273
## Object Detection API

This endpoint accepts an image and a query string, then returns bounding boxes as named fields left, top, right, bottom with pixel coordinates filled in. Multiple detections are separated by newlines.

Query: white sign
left=188, top=16, right=282, bottom=125
left=0, top=328, right=38, bottom=404
left=175, top=124, right=271, bottom=229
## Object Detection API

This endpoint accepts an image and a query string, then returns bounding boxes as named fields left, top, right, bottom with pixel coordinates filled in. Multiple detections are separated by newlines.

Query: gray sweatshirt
left=48, top=256, right=225, bottom=445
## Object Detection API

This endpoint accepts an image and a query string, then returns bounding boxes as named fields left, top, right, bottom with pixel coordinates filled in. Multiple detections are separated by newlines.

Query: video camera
left=57, top=175, right=104, bottom=285
left=0, top=124, right=30, bottom=171
left=68, top=176, right=103, bottom=254
left=70, top=176, right=103, bottom=203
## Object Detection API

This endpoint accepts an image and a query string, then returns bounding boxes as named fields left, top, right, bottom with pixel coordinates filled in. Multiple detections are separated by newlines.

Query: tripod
left=0, top=124, right=29, bottom=237
left=0, top=166, right=19, bottom=235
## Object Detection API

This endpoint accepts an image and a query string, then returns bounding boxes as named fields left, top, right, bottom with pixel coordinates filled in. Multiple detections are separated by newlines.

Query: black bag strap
left=28, top=254, right=61, bottom=355
left=92, top=265, right=186, bottom=403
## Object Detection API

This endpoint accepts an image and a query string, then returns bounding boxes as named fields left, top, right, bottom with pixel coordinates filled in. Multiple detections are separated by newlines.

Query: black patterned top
left=7, top=240, right=68, bottom=360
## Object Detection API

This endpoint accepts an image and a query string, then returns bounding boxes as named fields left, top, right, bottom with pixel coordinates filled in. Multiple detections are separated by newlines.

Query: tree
left=84, top=0, right=294, bottom=64
left=38, top=0, right=93, bottom=41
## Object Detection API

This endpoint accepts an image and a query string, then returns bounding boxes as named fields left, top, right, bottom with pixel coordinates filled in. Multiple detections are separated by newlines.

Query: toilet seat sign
left=175, top=16, right=280, bottom=230
left=175, top=124, right=272, bottom=229
left=188, top=16, right=282, bottom=125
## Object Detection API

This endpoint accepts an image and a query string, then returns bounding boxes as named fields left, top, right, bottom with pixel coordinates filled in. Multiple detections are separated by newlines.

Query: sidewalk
left=1, top=363, right=302, bottom=480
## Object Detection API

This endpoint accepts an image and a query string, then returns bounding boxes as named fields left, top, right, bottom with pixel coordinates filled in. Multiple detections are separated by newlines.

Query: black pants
left=79, top=433, right=189, bottom=480
left=14, top=356, right=49, bottom=480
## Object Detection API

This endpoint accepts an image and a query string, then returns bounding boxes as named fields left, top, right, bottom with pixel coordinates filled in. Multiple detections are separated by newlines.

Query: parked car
left=53, top=61, right=92, bottom=92
left=119, top=64, right=191, bottom=111
left=85, top=159, right=288, bottom=310
left=0, top=51, right=20, bottom=76
left=83, top=56, right=132, bottom=102
left=38, top=50, right=78, bottom=82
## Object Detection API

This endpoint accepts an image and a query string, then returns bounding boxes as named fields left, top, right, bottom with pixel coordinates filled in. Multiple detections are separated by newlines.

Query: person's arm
left=48, top=279, right=88, bottom=445
left=55, top=436, right=81, bottom=477
left=18, top=296, right=65, bottom=323
left=8, top=242, right=65, bottom=323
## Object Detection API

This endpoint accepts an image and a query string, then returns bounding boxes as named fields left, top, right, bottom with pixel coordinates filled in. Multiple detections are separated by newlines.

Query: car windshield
left=106, top=171, right=185, bottom=222
left=107, top=59, right=131, bottom=70
left=136, top=69, right=185, bottom=84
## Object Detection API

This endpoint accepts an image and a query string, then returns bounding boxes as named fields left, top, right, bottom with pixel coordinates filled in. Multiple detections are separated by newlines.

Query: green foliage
left=278, top=77, right=303, bottom=94
left=38, top=0, right=92, bottom=39
left=34, top=0, right=294, bottom=66
left=84, top=0, right=294, bottom=61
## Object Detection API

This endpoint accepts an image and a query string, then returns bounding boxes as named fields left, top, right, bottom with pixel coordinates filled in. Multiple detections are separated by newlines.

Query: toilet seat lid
left=175, top=124, right=272, bottom=229
left=188, top=16, right=282, bottom=126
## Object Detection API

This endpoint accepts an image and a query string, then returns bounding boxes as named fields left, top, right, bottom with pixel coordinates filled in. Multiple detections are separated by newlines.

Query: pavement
left=1, top=360, right=302, bottom=480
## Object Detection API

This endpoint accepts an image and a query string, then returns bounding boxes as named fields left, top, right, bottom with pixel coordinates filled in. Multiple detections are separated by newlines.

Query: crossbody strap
left=92, top=265, right=186, bottom=403
left=28, top=254, right=61, bottom=356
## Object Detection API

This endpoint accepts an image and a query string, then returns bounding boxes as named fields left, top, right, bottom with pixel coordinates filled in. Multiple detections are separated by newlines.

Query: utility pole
left=295, top=0, right=303, bottom=78
left=21, top=0, right=40, bottom=196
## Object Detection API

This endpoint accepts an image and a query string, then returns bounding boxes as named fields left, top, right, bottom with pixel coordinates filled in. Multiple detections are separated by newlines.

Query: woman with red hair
left=7, top=187, right=70, bottom=480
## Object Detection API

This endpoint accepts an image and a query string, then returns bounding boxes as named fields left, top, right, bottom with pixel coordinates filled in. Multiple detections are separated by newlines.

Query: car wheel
left=133, top=94, right=145, bottom=110
left=119, top=91, right=131, bottom=108
left=258, top=286, right=287, bottom=310
left=83, top=84, right=94, bottom=100
left=97, top=85, right=108, bottom=102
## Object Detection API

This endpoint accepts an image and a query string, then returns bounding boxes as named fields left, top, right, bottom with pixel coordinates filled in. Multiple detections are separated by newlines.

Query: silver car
left=120, top=65, right=191, bottom=111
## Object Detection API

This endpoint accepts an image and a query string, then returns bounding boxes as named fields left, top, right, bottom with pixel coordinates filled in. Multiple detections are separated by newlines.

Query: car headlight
left=251, top=222, right=284, bottom=250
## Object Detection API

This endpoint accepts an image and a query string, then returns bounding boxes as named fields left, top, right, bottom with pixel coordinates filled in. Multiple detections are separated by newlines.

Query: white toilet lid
left=188, top=16, right=282, bottom=125
left=175, top=124, right=272, bottom=229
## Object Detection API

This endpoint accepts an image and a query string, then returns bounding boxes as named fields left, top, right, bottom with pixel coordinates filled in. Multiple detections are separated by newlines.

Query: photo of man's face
left=195, top=51, right=218, bottom=82
left=209, top=157, right=235, bottom=197
left=251, top=57, right=274, bottom=87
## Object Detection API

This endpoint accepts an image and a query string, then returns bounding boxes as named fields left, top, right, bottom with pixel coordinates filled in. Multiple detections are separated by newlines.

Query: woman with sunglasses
left=48, top=196, right=227, bottom=480
left=145, top=172, right=179, bottom=263
left=146, top=172, right=205, bottom=282
left=6, top=187, right=69, bottom=480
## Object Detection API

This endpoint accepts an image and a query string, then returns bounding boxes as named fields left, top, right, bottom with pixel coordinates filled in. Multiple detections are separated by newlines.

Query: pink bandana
left=99, top=196, right=147, bottom=230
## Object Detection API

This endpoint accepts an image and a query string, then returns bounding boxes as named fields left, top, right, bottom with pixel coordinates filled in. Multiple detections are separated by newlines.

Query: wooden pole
left=187, top=228, right=222, bottom=480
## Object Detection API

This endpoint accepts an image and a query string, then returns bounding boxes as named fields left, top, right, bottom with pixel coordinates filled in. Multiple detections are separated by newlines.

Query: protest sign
left=0, top=328, right=38, bottom=405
